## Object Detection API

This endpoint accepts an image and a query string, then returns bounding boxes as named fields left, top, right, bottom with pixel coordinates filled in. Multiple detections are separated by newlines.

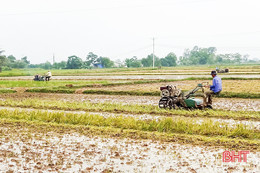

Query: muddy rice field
left=89, top=80, right=260, bottom=94
left=1, top=74, right=260, bottom=80
left=1, top=93, right=260, bottom=111
left=0, top=123, right=259, bottom=173
left=0, top=73, right=259, bottom=172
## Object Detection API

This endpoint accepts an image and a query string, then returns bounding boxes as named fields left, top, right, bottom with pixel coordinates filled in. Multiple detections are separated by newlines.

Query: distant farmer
left=34, top=74, right=39, bottom=81
left=45, top=70, right=52, bottom=81
left=204, top=70, right=222, bottom=107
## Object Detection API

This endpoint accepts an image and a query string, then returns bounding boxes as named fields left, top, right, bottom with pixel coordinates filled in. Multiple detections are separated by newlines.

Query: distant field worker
left=45, top=70, right=52, bottom=81
left=204, top=71, right=222, bottom=107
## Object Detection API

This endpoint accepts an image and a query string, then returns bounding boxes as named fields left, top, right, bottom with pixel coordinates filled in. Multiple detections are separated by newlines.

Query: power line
left=156, top=43, right=260, bottom=50
left=113, top=44, right=152, bottom=57
left=153, top=37, right=155, bottom=68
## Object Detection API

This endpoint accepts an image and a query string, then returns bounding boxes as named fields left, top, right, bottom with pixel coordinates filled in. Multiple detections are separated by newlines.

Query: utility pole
left=153, top=37, right=155, bottom=68
left=53, top=53, right=55, bottom=65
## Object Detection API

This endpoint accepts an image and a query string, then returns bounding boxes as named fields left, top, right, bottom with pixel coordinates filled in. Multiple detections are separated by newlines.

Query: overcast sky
left=0, top=0, right=259, bottom=64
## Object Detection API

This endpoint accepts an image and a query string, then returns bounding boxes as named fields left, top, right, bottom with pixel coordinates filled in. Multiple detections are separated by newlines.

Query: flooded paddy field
left=0, top=69, right=259, bottom=172
left=0, top=91, right=259, bottom=172
left=1, top=93, right=259, bottom=111
left=0, top=74, right=260, bottom=80
left=0, top=123, right=259, bottom=173
left=79, top=79, right=260, bottom=94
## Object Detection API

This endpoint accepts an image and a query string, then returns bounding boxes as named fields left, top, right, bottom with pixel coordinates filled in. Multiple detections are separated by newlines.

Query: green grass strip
left=0, top=89, right=16, bottom=94
left=55, top=78, right=260, bottom=89
left=0, top=109, right=259, bottom=140
left=26, top=88, right=75, bottom=94
left=25, top=87, right=260, bottom=99
left=0, top=80, right=112, bottom=88
left=82, top=90, right=158, bottom=96
left=217, top=92, right=260, bottom=99
left=82, top=90, right=260, bottom=99
left=0, top=98, right=259, bottom=121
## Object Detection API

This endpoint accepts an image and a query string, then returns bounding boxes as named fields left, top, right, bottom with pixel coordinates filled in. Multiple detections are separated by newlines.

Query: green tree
left=15, top=60, right=28, bottom=68
left=141, top=54, right=160, bottom=67
left=216, top=54, right=225, bottom=64
left=161, top=52, right=177, bottom=67
left=125, top=56, right=142, bottom=67
left=42, top=61, right=52, bottom=69
left=216, top=53, right=244, bottom=64
left=7, top=55, right=16, bottom=63
left=0, top=50, right=7, bottom=72
left=85, top=52, right=99, bottom=68
left=179, top=49, right=190, bottom=65
left=242, top=54, right=249, bottom=63
left=21, top=56, right=30, bottom=65
left=66, top=56, right=83, bottom=69
left=179, top=46, right=216, bottom=65
left=53, top=61, right=67, bottom=69
left=234, top=53, right=242, bottom=64
left=28, top=61, right=52, bottom=69
left=5, top=55, right=16, bottom=69
left=99, top=57, right=114, bottom=68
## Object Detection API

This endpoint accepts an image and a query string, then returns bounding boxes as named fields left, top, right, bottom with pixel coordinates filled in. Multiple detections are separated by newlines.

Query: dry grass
left=85, top=80, right=260, bottom=94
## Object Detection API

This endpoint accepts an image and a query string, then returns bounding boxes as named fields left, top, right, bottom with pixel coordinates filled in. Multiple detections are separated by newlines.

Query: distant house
left=93, top=63, right=103, bottom=68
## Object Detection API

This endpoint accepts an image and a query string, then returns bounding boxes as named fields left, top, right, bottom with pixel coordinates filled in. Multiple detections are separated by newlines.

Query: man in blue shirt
left=204, top=71, right=222, bottom=107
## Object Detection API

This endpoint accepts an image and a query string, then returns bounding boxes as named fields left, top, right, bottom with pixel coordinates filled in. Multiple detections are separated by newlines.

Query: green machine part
left=184, top=98, right=203, bottom=108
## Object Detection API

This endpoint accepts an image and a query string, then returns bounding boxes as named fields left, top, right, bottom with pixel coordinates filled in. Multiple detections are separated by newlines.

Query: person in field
left=204, top=70, right=222, bottom=107
left=45, top=70, right=52, bottom=81
left=34, top=74, right=39, bottom=81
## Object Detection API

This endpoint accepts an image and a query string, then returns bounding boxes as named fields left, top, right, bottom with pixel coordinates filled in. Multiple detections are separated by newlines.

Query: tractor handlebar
left=185, top=82, right=209, bottom=99
left=198, top=82, right=209, bottom=87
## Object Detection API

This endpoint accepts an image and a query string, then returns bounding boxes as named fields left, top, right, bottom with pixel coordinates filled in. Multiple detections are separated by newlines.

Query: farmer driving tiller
left=159, top=70, right=222, bottom=109
left=216, top=67, right=229, bottom=73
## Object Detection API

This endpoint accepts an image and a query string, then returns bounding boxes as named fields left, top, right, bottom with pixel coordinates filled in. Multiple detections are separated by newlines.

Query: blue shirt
left=210, top=76, right=222, bottom=93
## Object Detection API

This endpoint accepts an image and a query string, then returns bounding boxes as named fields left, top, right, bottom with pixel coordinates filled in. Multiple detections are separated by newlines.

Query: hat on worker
left=211, top=70, right=217, bottom=75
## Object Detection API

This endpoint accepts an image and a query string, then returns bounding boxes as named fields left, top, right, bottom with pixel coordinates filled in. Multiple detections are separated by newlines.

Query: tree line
left=0, top=46, right=257, bottom=70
